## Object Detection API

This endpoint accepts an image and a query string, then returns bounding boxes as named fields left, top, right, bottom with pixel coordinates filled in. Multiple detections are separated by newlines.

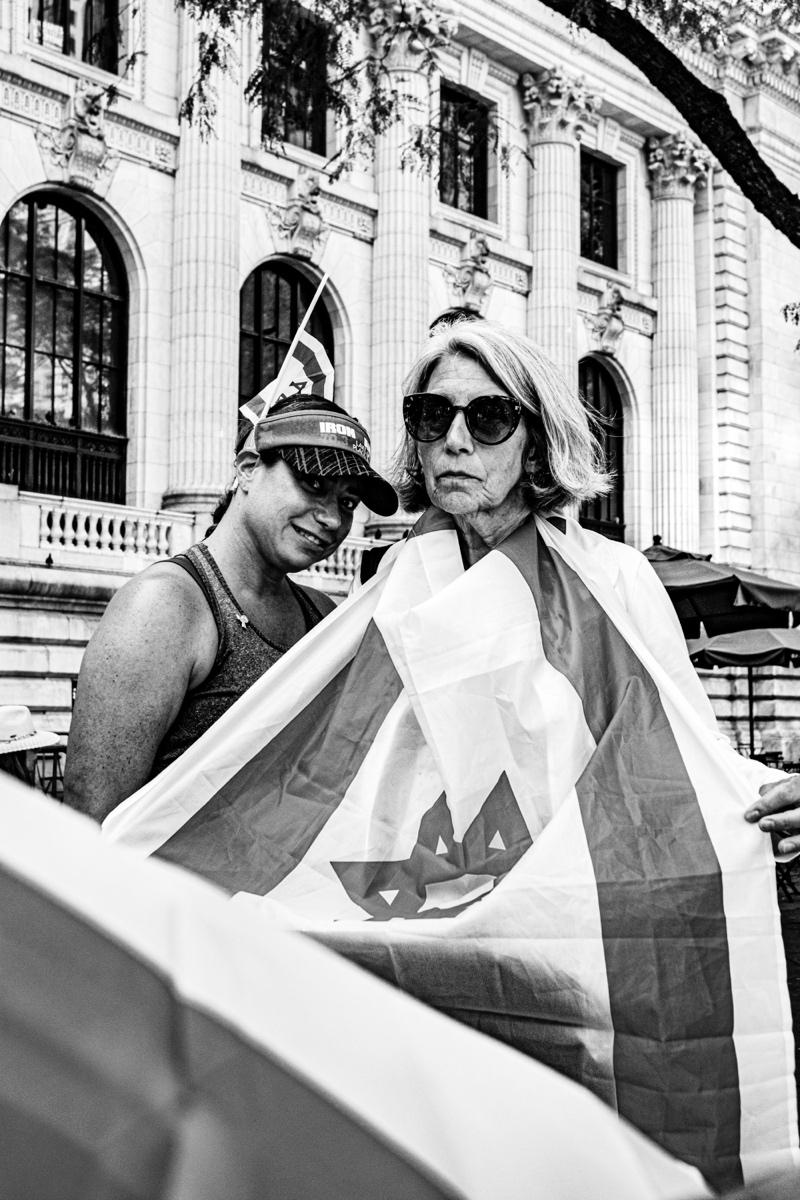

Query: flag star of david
left=331, top=772, right=533, bottom=920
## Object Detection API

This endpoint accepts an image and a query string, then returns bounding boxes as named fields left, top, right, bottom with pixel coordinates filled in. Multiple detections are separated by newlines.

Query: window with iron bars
left=580, top=151, right=619, bottom=269
left=0, top=193, right=128, bottom=504
left=31, top=0, right=121, bottom=74
left=439, top=83, right=492, bottom=221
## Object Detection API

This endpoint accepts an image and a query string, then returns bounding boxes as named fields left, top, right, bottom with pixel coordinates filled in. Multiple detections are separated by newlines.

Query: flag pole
left=264, top=271, right=330, bottom=406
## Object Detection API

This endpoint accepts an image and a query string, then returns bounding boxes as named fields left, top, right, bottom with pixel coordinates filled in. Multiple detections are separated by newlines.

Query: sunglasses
left=403, top=392, right=523, bottom=446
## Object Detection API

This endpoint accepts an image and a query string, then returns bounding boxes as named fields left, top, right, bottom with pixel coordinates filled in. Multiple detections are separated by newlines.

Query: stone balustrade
left=301, top=537, right=387, bottom=590
left=36, top=496, right=195, bottom=561
left=1, top=489, right=198, bottom=573
left=0, top=486, right=384, bottom=591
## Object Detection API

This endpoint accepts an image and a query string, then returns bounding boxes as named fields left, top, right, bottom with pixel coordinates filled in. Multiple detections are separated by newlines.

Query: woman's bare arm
left=63, top=564, right=217, bottom=823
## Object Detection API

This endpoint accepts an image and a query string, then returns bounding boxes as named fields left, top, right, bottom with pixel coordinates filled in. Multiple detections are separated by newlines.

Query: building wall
left=2, top=0, right=800, bottom=749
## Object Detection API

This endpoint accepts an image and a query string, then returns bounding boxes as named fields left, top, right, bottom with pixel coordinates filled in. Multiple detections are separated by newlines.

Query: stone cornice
left=241, top=162, right=377, bottom=242
left=104, top=114, right=178, bottom=174
left=578, top=275, right=657, bottom=340
left=455, top=0, right=800, bottom=129
left=429, top=231, right=530, bottom=294
left=487, top=60, right=518, bottom=88
left=1, top=68, right=178, bottom=174
left=0, top=66, right=65, bottom=127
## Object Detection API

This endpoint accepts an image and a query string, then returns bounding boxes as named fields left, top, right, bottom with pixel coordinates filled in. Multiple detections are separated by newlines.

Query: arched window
left=579, top=356, right=624, bottom=542
left=0, top=192, right=128, bottom=503
left=239, top=261, right=334, bottom=408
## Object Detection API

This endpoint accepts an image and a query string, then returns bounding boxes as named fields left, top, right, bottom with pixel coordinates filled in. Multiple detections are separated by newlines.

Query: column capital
left=520, top=67, right=601, bottom=146
left=367, top=0, right=457, bottom=72
left=647, top=132, right=711, bottom=200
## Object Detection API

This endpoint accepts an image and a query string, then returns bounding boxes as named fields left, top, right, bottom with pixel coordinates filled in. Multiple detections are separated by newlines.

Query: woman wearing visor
left=64, top=392, right=397, bottom=823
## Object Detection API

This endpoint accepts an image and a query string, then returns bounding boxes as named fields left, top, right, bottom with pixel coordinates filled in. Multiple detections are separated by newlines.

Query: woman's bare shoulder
left=97, top=558, right=214, bottom=644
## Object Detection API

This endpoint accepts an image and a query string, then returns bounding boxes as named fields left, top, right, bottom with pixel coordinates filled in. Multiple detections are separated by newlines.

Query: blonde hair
left=394, top=322, right=611, bottom=513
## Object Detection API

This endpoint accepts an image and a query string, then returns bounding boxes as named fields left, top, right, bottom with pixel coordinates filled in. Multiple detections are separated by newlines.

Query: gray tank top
left=150, top=542, right=324, bottom=777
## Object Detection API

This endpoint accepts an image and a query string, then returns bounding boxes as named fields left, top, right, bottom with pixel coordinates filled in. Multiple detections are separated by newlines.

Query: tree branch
left=537, top=0, right=800, bottom=250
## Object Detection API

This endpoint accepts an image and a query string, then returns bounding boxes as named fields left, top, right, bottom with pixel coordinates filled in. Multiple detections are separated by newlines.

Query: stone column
left=368, top=35, right=432, bottom=533
left=521, top=68, right=600, bottom=389
left=647, top=131, right=710, bottom=550
left=162, top=13, right=241, bottom=512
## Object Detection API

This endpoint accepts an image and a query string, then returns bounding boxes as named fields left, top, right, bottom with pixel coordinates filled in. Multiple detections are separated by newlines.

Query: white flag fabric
left=1, top=778, right=711, bottom=1200
left=105, top=511, right=800, bottom=1190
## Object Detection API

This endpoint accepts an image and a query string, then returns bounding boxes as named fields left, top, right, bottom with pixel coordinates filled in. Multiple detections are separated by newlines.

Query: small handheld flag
left=241, top=271, right=333, bottom=429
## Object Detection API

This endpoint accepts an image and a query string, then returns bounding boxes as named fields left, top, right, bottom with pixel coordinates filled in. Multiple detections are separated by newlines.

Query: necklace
left=197, top=543, right=317, bottom=653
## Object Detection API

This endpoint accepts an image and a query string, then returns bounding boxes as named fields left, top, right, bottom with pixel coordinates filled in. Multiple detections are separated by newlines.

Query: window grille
left=0, top=193, right=128, bottom=503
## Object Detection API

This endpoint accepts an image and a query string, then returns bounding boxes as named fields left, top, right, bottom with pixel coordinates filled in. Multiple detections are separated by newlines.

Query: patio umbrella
left=688, top=628, right=800, bottom=755
left=643, top=538, right=800, bottom=637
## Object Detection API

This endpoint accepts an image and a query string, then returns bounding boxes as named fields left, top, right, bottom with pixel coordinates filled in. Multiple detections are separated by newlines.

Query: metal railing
left=1, top=417, right=127, bottom=506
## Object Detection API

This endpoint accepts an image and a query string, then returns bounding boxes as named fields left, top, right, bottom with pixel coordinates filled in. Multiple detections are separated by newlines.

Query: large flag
left=105, top=512, right=800, bottom=1191
left=0, top=778, right=709, bottom=1200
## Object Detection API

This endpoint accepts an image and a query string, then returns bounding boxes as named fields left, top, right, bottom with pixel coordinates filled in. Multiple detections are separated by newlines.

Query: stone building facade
left=1, top=0, right=800, bottom=755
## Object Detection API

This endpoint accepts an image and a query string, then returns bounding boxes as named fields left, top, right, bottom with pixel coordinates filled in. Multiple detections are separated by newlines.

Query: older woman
left=396, top=325, right=607, bottom=563
left=105, top=323, right=800, bottom=1188
left=394, top=322, right=800, bottom=844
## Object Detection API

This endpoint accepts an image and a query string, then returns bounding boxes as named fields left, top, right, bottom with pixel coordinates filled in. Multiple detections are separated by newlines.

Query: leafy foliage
left=161, top=0, right=800, bottom=277
left=783, top=302, right=800, bottom=348
left=175, top=0, right=458, bottom=177
left=572, top=0, right=725, bottom=48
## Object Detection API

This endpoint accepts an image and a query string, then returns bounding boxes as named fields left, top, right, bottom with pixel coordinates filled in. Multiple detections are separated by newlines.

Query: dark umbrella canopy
left=643, top=540, right=800, bottom=637
left=687, top=628, right=800, bottom=756
left=688, top=629, right=800, bottom=670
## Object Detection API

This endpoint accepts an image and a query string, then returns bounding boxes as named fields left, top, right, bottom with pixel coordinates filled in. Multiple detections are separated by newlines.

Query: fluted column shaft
left=369, top=42, right=430, bottom=489
left=163, top=14, right=241, bottom=511
left=522, top=69, right=599, bottom=390
left=648, top=132, right=710, bottom=550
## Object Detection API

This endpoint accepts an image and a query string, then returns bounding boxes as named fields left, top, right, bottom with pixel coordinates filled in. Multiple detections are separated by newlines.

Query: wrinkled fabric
left=106, top=512, right=799, bottom=1189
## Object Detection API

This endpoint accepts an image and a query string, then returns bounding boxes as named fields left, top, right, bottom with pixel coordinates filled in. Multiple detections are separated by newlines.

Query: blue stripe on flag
left=292, top=337, right=329, bottom=396
left=500, top=519, right=742, bottom=1190
left=156, top=622, right=403, bottom=894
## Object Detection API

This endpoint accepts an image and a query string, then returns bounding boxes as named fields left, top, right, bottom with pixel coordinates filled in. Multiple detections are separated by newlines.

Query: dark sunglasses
left=403, top=392, right=523, bottom=446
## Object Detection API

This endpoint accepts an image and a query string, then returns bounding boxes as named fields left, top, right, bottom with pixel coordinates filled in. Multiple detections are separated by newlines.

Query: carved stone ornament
left=647, top=131, right=711, bottom=200
left=520, top=67, right=601, bottom=146
left=35, top=78, right=119, bottom=196
left=268, top=168, right=330, bottom=262
left=583, top=282, right=626, bottom=356
left=724, top=8, right=800, bottom=78
left=442, top=233, right=493, bottom=313
left=366, top=0, right=458, bottom=71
